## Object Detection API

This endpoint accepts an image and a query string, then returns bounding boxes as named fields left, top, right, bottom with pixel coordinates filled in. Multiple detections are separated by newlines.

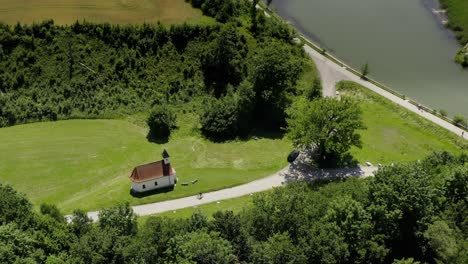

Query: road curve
left=304, top=44, right=467, bottom=139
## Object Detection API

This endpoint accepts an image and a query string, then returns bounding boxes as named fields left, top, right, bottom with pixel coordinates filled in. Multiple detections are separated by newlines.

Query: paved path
left=80, top=164, right=376, bottom=222
left=304, top=44, right=467, bottom=139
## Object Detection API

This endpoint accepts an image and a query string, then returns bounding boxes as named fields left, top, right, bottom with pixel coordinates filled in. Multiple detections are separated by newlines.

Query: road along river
left=271, top=0, right=468, bottom=117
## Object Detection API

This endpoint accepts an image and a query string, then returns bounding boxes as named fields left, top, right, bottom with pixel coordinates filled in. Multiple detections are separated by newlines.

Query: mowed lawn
left=338, top=81, right=467, bottom=165
left=0, top=118, right=291, bottom=213
left=0, top=0, right=206, bottom=25
left=138, top=194, right=254, bottom=224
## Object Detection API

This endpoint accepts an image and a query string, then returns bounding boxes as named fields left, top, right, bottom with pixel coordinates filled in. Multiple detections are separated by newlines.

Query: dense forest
left=1, top=151, right=466, bottom=263
left=0, top=0, right=319, bottom=140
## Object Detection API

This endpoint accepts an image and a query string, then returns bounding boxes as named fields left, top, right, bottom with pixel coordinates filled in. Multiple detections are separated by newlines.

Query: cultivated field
left=0, top=116, right=291, bottom=213
left=0, top=0, right=204, bottom=25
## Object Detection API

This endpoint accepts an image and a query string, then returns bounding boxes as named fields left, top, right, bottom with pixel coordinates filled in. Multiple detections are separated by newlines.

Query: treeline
left=0, top=0, right=309, bottom=139
left=0, top=151, right=466, bottom=263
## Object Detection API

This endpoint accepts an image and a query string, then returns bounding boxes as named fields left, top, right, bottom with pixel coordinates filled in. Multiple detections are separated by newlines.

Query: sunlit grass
left=0, top=114, right=291, bottom=213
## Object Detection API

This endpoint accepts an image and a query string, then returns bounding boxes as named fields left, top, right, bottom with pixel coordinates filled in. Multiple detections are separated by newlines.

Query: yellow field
left=0, top=0, right=203, bottom=25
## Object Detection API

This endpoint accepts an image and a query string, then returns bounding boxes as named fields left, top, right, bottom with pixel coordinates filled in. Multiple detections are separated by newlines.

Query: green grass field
left=338, top=81, right=467, bottom=165
left=0, top=0, right=207, bottom=25
left=0, top=115, right=291, bottom=213
left=138, top=194, right=254, bottom=224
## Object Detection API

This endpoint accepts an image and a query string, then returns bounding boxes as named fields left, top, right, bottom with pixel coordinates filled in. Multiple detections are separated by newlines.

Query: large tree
left=202, top=23, right=247, bottom=97
left=369, top=163, right=437, bottom=261
left=286, top=97, right=365, bottom=167
left=249, top=39, right=303, bottom=128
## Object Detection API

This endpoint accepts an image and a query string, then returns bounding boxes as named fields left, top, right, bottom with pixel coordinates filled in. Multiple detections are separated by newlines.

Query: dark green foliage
left=98, top=202, right=137, bottom=237
left=187, top=211, right=209, bottom=232
left=202, top=23, right=248, bottom=97
left=69, top=209, right=93, bottom=237
left=210, top=211, right=251, bottom=261
left=0, top=224, right=37, bottom=264
left=69, top=227, right=126, bottom=264
left=1, top=6, right=307, bottom=140
left=40, top=203, right=64, bottom=223
left=305, top=78, right=322, bottom=100
left=147, top=104, right=177, bottom=140
left=286, top=97, right=365, bottom=167
left=167, top=231, right=238, bottom=263
left=369, top=163, right=437, bottom=261
left=0, top=184, right=34, bottom=227
left=453, top=114, right=467, bottom=127
left=200, top=96, right=239, bottom=140
left=361, top=62, right=370, bottom=79
left=0, top=21, right=218, bottom=126
left=251, top=232, right=306, bottom=264
left=0, top=152, right=466, bottom=263
left=234, top=80, right=255, bottom=136
left=249, top=39, right=304, bottom=128
left=424, top=220, right=466, bottom=263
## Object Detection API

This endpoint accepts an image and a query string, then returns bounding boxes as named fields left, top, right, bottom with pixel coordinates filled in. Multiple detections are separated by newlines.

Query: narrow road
left=304, top=44, right=467, bottom=139
left=81, top=165, right=376, bottom=221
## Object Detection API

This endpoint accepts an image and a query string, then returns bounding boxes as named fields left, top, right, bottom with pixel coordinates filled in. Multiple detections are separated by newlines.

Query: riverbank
left=262, top=3, right=467, bottom=132
left=268, top=0, right=468, bottom=117
left=440, top=0, right=468, bottom=66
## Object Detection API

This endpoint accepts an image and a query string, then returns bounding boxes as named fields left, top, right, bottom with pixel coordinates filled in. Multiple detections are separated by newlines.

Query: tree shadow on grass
left=283, top=149, right=363, bottom=184
left=246, top=128, right=285, bottom=141
left=317, top=152, right=359, bottom=169
left=130, top=185, right=175, bottom=198
left=146, top=132, right=169, bottom=144
left=199, top=128, right=285, bottom=143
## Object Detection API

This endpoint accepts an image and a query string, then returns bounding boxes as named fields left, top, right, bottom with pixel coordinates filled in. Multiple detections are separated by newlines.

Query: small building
left=129, top=149, right=177, bottom=193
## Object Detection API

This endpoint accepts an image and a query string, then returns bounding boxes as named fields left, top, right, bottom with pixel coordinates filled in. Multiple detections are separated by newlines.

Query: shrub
left=200, top=96, right=238, bottom=141
left=439, top=109, right=448, bottom=117
left=147, top=104, right=177, bottom=140
left=0, top=116, right=8, bottom=127
left=453, top=115, right=467, bottom=127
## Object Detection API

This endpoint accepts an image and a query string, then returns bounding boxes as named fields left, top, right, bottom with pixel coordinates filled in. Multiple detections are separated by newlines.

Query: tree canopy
left=0, top=151, right=467, bottom=263
left=286, top=97, right=365, bottom=167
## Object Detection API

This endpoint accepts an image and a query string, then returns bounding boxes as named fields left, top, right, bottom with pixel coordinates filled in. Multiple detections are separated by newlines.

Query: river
left=271, top=0, right=468, bottom=117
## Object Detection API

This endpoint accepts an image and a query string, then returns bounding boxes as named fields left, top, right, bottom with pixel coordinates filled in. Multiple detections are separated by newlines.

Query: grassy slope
left=338, top=81, right=466, bottom=165
left=0, top=115, right=291, bottom=213
left=0, top=0, right=208, bottom=25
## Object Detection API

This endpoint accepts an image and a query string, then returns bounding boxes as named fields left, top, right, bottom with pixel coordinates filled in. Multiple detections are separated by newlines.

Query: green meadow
left=338, top=81, right=466, bottom=165
left=0, top=115, right=291, bottom=213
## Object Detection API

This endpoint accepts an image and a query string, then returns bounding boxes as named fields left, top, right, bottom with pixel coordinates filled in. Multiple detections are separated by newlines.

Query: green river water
left=271, top=0, right=467, bottom=117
